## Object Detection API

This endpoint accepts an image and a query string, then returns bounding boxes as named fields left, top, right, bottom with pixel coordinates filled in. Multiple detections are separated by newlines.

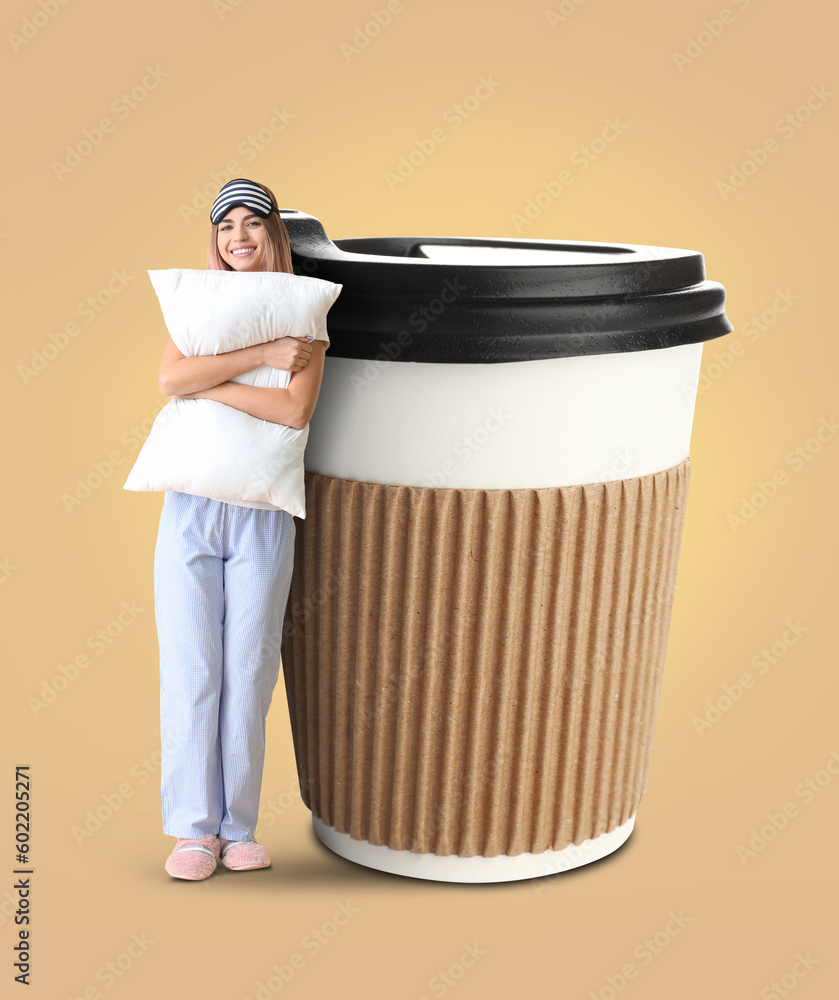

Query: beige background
left=3, top=0, right=836, bottom=997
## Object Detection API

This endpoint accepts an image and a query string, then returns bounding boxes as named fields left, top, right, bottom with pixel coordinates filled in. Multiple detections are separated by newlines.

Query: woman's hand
left=261, top=336, right=314, bottom=373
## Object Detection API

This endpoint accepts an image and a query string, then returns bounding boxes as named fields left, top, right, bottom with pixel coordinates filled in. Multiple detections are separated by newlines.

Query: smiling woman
left=208, top=177, right=293, bottom=272
left=216, top=208, right=271, bottom=269
left=157, top=182, right=327, bottom=427
left=144, top=177, right=340, bottom=881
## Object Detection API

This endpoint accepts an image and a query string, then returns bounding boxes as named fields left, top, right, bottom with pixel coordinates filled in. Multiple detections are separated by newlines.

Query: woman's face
left=216, top=204, right=268, bottom=270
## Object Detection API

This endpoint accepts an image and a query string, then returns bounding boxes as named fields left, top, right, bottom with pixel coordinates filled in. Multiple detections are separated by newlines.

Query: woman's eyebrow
left=220, top=213, right=261, bottom=223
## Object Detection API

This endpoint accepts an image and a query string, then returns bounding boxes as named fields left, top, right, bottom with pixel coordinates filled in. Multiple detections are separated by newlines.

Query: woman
left=153, top=178, right=328, bottom=880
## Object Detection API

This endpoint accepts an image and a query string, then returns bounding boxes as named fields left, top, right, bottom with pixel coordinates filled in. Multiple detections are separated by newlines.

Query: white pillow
left=123, top=268, right=342, bottom=518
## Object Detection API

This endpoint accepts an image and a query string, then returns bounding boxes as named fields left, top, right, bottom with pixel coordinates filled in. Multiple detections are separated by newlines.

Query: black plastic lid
left=279, top=209, right=732, bottom=364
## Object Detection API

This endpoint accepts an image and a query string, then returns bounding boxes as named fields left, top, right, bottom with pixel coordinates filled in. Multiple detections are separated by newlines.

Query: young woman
left=153, top=178, right=328, bottom=880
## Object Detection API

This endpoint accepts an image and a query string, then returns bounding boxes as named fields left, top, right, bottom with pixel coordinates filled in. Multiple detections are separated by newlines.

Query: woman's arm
left=158, top=336, right=313, bottom=396
left=175, top=340, right=328, bottom=431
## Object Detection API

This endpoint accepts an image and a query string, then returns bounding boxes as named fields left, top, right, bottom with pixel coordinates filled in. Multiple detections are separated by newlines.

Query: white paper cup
left=279, top=218, right=731, bottom=882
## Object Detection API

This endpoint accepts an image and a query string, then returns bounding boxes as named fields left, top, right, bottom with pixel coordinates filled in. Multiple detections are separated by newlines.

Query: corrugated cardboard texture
left=280, top=457, right=690, bottom=858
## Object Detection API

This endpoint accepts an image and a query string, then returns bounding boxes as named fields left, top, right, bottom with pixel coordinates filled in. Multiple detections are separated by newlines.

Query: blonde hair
left=206, top=179, right=293, bottom=273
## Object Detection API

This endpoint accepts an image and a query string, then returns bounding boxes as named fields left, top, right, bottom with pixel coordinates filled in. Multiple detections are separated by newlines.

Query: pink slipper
left=164, top=835, right=221, bottom=880
left=219, top=839, right=271, bottom=871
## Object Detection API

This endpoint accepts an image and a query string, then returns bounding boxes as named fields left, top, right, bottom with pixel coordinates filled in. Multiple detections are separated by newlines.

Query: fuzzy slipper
left=164, top=835, right=221, bottom=880
left=219, top=839, right=271, bottom=871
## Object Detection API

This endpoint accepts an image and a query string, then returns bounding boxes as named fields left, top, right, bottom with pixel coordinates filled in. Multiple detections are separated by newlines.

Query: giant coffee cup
left=277, top=212, right=732, bottom=883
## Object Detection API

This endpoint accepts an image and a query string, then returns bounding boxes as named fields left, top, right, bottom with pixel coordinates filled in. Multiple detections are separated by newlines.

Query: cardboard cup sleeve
left=282, top=458, right=689, bottom=860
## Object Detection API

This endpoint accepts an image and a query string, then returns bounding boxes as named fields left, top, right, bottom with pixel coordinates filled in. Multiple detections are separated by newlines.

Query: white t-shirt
left=222, top=317, right=329, bottom=512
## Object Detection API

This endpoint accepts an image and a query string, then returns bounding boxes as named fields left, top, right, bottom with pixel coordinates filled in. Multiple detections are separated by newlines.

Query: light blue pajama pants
left=153, top=489, right=295, bottom=841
